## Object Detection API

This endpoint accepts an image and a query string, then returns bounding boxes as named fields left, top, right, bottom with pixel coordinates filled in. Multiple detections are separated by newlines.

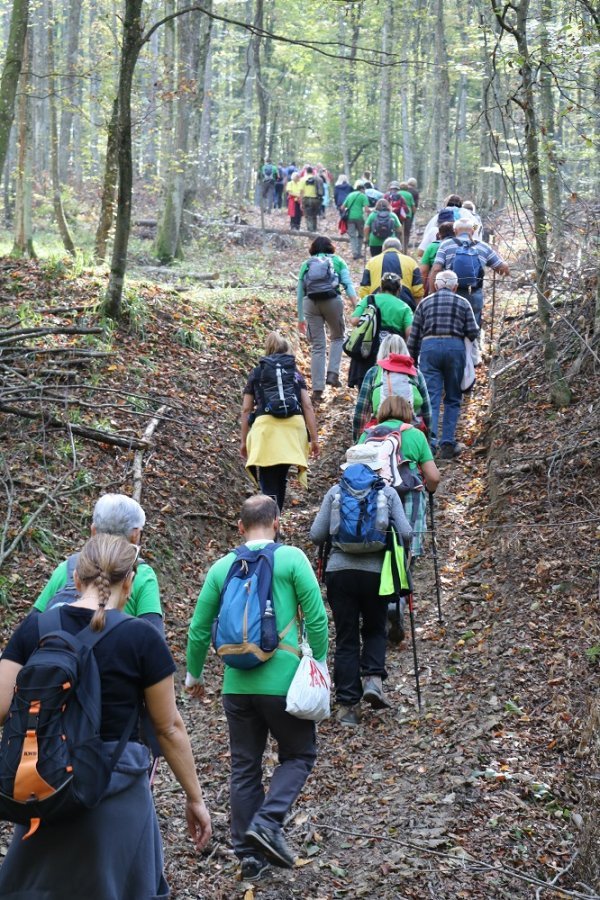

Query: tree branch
left=132, top=404, right=169, bottom=503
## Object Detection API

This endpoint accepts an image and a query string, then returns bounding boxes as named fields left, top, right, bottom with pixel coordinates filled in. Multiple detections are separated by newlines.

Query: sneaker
left=336, top=703, right=361, bottom=726
left=326, top=372, right=341, bottom=388
left=439, top=443, right=457, bottom=460
left=240, top=855, right=270, bottom=881
left=245, top=824, right=295, bottom=869
left=310, top=390, right=324, bottom=405
left=362, top=675, right=392, bottom=709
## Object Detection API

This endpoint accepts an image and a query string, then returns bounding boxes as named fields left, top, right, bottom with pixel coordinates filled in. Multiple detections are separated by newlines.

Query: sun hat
left=341, top=444, right=382, bottom=471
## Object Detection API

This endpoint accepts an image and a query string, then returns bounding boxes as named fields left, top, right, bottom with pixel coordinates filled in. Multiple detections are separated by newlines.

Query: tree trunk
left=400, top=60, right=412, bottom=179
left=337, top=10, right=350, bottom=177
left=58, top=0, right=83, bottom=184
left=0, top=0, right=30, bottom=180
left=103, top=0, right=144, bottom=319
left=93, top=98, right=119, bottom=263
left=197, top=27, right=214, bottom=195
left=252, top=0, right=268, bottom=168
left=539, top=0, right=562, bottom=239
left=435, top=0, right=450, bottom=202
left=11, top=26, right=35, bottom=258
left=378, top=1, right=393, bottom=188
left=240, top=0, right=254, bottom=198
left=47, top=0, right=75, bottom=256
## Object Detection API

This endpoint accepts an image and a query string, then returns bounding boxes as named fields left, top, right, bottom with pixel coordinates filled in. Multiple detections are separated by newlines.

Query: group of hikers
left=0, top=185, right=511, bottom=894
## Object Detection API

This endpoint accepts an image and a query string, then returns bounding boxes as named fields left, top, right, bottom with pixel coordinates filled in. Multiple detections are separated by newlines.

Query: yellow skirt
left=246, top=414, right=309, bottom=489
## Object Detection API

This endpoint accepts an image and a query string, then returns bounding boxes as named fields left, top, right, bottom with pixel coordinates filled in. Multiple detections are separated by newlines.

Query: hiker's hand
left=298, top=320, right=307, bottom=337
left=186, top=798, right=212, bottom=851
left=239, top=442, right=248, bottom=460
left=310, top=441, right=320, bottom=459
left=186, top=682, right=205, bottom=700
left=497, top=263, right=510, bottom=277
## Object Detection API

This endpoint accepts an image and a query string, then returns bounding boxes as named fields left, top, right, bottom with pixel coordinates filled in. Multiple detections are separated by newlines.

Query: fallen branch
left=0, top=326, right=104, bottom=346
left=228, top=223, right=350, bottom=243
left=132, top=404, right=169, bottom=503
left=0, top=403, right=149, bottom=450
left=0, top=471, right=72, bottom=568
left=138, top=267, right=219, bottom=281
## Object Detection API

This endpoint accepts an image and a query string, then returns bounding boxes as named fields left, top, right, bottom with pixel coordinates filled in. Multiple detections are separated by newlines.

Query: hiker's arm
left=297, top=263, right=308, bottom=334
left=292, top=551, right=329, bottom=661
left=422, top=460, right=441, bottom=493
left=388, top=490, right=412, bottom=542
left=338, top=263, right=357, bottom=301
left=350, top=297, right=366, bottom=325
left=428, top=262, right=443, bottom=295
left=240, top=393, right=254, bottom=458
left=300, top=389, right=320, bottom=458
left=416, top=371, right=432, bottom=433
left=358, top=266, right=372, bottom=299
left=410, top=265, right=424, bottom=303
left=363, top=224, right=370, bottom=241
left=309, top=489, right=334, bottom=546
left=186, top=558, right=229, bottom=686
left=353, top=372, right=374, bottom=441
left=0, top=660, right=22, bottom=724
left=145, top=675, right=211, bottom=850
left=493, top=260, right=510, bottom=276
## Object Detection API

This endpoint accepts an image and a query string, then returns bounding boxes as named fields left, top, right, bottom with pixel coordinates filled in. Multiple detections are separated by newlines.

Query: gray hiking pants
left=347, top=220, right=364, bottom=259
left=304, top=294, right=346, bottom=391
left=303, top=197, right=321, bottom=232
left=223, top=694, right=316, bottom=859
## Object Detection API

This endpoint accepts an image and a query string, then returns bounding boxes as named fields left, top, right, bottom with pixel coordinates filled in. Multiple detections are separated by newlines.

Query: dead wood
left=0, top=403, right=149, bottom=450
left=132, top=404, right=169, bottom=503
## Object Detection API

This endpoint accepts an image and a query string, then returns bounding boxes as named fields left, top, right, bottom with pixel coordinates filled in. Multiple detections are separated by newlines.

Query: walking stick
left=406, top=565, right=422, bottom=713
left=428, top=491, right=443, bottom=624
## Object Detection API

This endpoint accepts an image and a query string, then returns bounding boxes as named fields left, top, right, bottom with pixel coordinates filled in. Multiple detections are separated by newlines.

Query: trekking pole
left=428, top=491, right=443, bottom=624
left=406, top=566, right=422, bottom=713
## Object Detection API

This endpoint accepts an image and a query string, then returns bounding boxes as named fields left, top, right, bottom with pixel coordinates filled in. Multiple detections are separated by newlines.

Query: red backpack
left=385, top=191, right=408, bottom=221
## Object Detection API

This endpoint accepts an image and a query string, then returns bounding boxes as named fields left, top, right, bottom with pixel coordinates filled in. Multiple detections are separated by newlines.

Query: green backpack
left=343, top=296, right=380, bottom=361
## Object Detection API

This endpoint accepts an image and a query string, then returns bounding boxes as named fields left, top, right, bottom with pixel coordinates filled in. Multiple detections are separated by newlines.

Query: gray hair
left=435, top=269, right=458, bottom=290
left=92, top=494, right=146, bottom=537
left=454, top=216, right=476, bottom=233
left=377, top=333, right=409, bottom=360
left=382, top=237, right=402, bottom=251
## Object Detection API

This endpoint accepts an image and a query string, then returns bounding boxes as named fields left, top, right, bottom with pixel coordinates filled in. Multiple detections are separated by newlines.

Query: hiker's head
left=437, top=222, right=455, bottom=241
left=399, top=181, right=409, bottom=190
left=76, top=534, right=139, bottom=631
left=377, top=333, right=409, bottom=360
left=454, top=217, right=476, bottom=237
left=435, top=269, right=458, bottom=292
left=91, top=494, right=145, bottom=544
left=305, top=166, right=314, bottom=174
left=363, top=170, right=372, bottom=181
left=378, top=395, right=413, bottom=424
left=239, top=495, right=279, bottom=537
left=445, top=194, right=463, bottom=208
left=336, top=174, right=349, bottom=185
left=291, top=172, right=300, bottom=182
left=462, top=200, right=476, bottom=213
left=264, top=331, right=289, bottom=356
left=309, top=236, right=335, bottom=256
left=375, top=198, right=390, bottom=212
left=354, top=181, right=366, bottom=192
left=380, top=273, right=402, bottom=296
left=406, top=177, right=417, bottom=188
left=382, top=237, right=402, bottom=252
left=388, top=181, right=400, bottom=191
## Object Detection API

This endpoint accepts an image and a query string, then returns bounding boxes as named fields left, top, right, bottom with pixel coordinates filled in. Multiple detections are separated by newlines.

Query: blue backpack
left=330, top=464, right=389, bottom=554
left=0, top=607, right=137, bottom=838
left=451, top=238, right=484, bottom=289
left=212, top=543, right=295, bottom=669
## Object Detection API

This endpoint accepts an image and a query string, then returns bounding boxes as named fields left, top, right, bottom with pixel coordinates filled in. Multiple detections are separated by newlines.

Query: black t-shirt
left=244, top=365, right=307, bottom=415
left=2, top=607, right=176, bottom=741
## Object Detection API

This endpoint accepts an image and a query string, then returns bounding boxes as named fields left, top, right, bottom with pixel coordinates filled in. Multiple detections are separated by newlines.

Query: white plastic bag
left=461, top=338, right=476, bottom=392
left=286, top=643, right=331, bottom=722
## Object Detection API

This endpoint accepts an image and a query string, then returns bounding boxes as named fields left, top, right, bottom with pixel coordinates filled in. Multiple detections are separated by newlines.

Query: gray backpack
left=303, top=257, right=339, bottom=301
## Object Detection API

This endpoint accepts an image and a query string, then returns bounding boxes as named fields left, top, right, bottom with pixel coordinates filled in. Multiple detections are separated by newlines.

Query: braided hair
left=76, top=534, right=139, bottom=631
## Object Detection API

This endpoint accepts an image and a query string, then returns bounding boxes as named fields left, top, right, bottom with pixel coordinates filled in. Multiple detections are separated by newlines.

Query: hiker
left=460, top=200, right=483, bottom=239
left=185, top=494, right=328, bottom=877
left=241, top=332, right=319, bottom=512
left=334, top=174, right=352, bottom=210
left=359, top=396, right=440, bottom=559
left=342, top=182, right=370, bottom=260
left=428, top=217, right=510, bottom=326
left=299, top=166, right=324, bottom=232
left=33, top=493, right=163, bottom=631
left=0, top=534, right=211, bottom=899
left=309, top=445, right=412, bottom=726
left=383, top=181, right=409, bottom=226
left=286, top=172, right=303, bottom=230
left=359, top=236, right=424, bottom=308
left=274, top=164, right=286, bottom=209
left=364, top=182, right=384, bottom=207
left=297, top=236, right=357, bottom=404
left=364, top=198, right=403, bottom=258
left=419, top=222, right=456, bottom=295
left=417, top=193, right=463, bottom=258
left=397, top=182, right=416, bottom=252
left=405, top=177, right=419, bottom=212
left=318, top=168, right=330, bottom=216
left=352, top=333, right=432, bottom=441
left=407, top=270, right=479, bottom=459
left=259, top=159, right=278, bottom=213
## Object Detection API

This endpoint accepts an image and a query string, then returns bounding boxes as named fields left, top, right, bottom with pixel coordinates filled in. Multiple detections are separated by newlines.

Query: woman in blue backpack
left=241, top=331, right=319, bottom=512
left=0, top=534, right=211, bottom=899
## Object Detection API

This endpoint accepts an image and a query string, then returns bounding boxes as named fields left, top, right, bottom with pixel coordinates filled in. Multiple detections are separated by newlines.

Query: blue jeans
left=419, top=337, right=465, bottom=448
left=458, top=288, right=483, bottom=327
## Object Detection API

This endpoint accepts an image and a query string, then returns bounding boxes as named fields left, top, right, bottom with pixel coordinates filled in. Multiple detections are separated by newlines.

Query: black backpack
left=303, top=256, right=340, bottom=300
left=372, top=210, right=394, bottom=239
left=0, top=607, right=137, bottom=838
left=258, top=353, right=302, bottom=418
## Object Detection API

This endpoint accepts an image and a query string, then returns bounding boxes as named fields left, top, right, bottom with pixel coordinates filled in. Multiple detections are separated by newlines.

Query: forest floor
left=0, top=205, right=598, bottom=899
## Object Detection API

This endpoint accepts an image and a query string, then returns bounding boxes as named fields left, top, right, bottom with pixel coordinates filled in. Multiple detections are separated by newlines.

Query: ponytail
left=76, top=534, right=138, bottom=632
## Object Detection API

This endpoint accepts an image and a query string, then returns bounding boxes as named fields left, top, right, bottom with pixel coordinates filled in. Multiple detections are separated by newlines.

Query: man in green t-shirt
left=33, top=493, right=163, bottom=630
left=419, top=222, right=455, bottom=296
left=185, top=494, right=328, bottom=878
left=342, top=183, right=371, bottom=259
left=398, top=182, right=416, bottom=252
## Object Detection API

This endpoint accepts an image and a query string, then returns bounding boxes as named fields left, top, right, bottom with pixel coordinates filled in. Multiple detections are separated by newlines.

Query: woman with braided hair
left=0, top=533, right=211, bottom=899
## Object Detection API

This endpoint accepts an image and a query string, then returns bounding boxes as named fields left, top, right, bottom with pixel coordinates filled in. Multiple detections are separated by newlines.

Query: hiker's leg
left=440, top=339, right=466, bottom=447
left=419, top=341, right=444, bottom=449
left=223, top=694, right=269, bottom=858
left=348, top=221, right=362, bottom=259
left=258, top=464, right=290, bottom=512
left=319, top=296, right=345, bottom=380
left=403, top=217, right=412, bottom=253
left=459, top=288, right=483, bottom=328
left=369, top=245, right=382, bottom=257
left=249, top=696, right=316, bottom=833
left=303, top=298, right=327, bottom=391
left=358, top=572, right=389, bottom=679
left=326, top=570, right=363, bottom=705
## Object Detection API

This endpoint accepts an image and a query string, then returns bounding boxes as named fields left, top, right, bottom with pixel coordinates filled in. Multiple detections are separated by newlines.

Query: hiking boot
left=240, top=855, right=270, bottom=881
left=326, top=371, right=341, bottom=388
left=245, top=824, right=295, bottom=869
left=311, top=390, right=324, bottom=405
left=336, top=703, right=361, bottom=726
left=439, top=443, right=458, bottom=460
left=362, top=676, right=392, bottom=709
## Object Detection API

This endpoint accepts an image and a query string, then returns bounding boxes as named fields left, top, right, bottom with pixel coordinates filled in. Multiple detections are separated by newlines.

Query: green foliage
left=585, top=645, right=600, bottom=663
